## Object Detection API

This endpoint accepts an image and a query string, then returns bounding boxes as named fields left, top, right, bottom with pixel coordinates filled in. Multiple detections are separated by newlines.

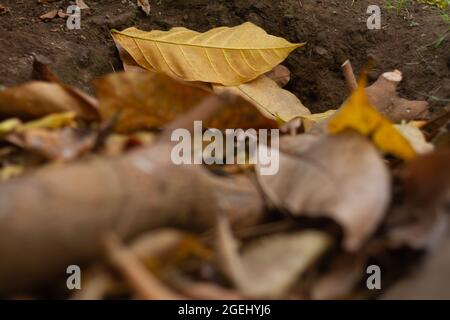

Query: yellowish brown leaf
left=213, top=75, right=310, bottom=123
left=328, top=76, right=416, bottom=160
left=111, top=22, right=303, bottom=86
left=95, top=72, right=277, bottom=133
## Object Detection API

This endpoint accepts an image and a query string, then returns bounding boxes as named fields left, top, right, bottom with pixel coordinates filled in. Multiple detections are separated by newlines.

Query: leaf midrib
left=112, top=29, right=304, bottom=51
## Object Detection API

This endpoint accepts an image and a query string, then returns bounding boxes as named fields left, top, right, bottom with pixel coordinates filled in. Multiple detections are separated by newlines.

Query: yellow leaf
left=301, top=110, right=337, bottom=123
left=111, top=22, right=304, bottom=86
left=213, top=75, right=310, bottom=122
left=0, top=118, right=22, bottom=136
left=20, top=112, right=77, bottom=131
left=0, top=165, right=23, bottom=181
left=328, top=76, right=416, bottom=160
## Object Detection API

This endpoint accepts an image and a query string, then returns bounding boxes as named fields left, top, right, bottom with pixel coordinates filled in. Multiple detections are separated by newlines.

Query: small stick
left=101, top=232, right=185, bottom=300
left=341, top=60, right=358, bottom=92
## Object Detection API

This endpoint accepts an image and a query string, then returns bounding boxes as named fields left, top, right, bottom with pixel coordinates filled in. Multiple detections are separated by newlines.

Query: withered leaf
left=256, top=132, right=390, bottom=251
left=217, top=216, right=330, bottom=298
left=213, top=75, right=310, bottom=123
left=95, top=71, right=277, bottom=133
left=0, top=82, right=98, bottom=121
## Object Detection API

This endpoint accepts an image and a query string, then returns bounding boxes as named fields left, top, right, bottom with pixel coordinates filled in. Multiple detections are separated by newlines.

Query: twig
left=341, top=60, right=358, bottom=92
left=101, top=232, right=185, bottom=300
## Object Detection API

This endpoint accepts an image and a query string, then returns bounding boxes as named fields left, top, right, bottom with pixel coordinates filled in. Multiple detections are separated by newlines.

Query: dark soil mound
left=0, top=0, right=449, bottom=113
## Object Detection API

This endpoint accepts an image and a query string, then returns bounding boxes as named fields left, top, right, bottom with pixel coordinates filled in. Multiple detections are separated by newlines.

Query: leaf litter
left=0, top=18, right=448, bottom=300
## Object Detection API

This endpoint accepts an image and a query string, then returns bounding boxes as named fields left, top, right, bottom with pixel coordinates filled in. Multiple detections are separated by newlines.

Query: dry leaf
left=115, top=43, right=147, bottom=73
left=0, top=165, right=23, bottom=181
left=385, top=150, right=450, bottom=250
left=112, top=22, right=303, bottom=86
left=39, top=9, right=58, bottom=21
left=137, top=0, right=150, bottom=16
left=217, top=215, right=330, bottom=298
left=256, top=132, right=390, bottom=251
left=395, top=122, right=434, bottom=155
left=76, top=0, right=89, bottom=10
left=382, top=235, right=450, bottom=299
left=57, top=9, right=70, bottom=18
left=213, top=75, right=310, bottom=122
left=0, top=119, right=22, bottom=136
left=20, top=112, right=76, bottom=131
left=311, top=253, right=366, bottom=300
left=95, top=71, right=277, bottom=132
left=9, top=127, right=97, bottom=162
left=365, top=70, right=429, bottom=122
left=264, top=65, right=291, bottom=87
left=328, top=75, right=416, bottom=161
left=0, top=82, right=98, bottom=121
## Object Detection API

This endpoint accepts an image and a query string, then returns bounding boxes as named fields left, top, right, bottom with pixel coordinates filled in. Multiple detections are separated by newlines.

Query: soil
left=0, top=0, right=449, bottom=113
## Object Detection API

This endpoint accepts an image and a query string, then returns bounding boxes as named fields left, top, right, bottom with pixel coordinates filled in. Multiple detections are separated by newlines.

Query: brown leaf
left=76, top=0, right=89, bottom=10
left=264, top=65, right=291, bottom=87
left=311, top=253, right=366, bottom=300
left=216, top=215, right=330, bottom=298
left=256, top=132, right=391, bottom=251
left=39, top=9, right=58, bottom=21
left=8, top=127, right=97, bottom=162
left=366, top=71, right=429, bottom=122
left=0, top=82, right=99, bottom=121
left=382, top=234, right=450, bottom=299
left=137, top=0, right=150, bottom=16
left=95, top=72, right=277, bottom=133
left=385, top=150, right=450, bottom=250
left=115, top=43, right=147, bottom=73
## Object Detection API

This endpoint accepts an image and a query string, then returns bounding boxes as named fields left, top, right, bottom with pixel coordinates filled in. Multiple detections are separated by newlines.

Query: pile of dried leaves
left=0, top=22, right=449, bottom=300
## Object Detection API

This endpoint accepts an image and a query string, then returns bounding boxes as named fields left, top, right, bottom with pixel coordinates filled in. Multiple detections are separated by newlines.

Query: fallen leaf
left=112, top=22, right=303, bottom=86
left=328, top=75, right=416, bottom=160
left=213, top=75, right=310, bottom=122
left=0, top=82, right=98, bottom=121
left=311, top=253, right=366, bottom=300
left=384, top=150, right=450, bottom=250
left=0, top=165, right=23, bottom=181
left=115, top=43, right=147, bottom=73
left=137, top=0, right=150, bottom=16
left=365, top=70, right=429, bottom=122
left=256, top=132, right=391, bottom=251
left=39, top=9, right=58, bottom=21
left=57, top=9, right=70, bottom=18
left=301, top=110, right=337, bottom=131
left=264, top=65, right=291, bottom=87
left=76, top=0, right=89, bottom=10
left=95, top=71, right=277, bottom=132
left=382, top=234, right=450, bottom=299
left=20, top=112, right=76, bottom=131
left=8, top=127, right=97, bottom=162
left=0, top=119, right=21, bottom=137
left=395, top=122, right=434, bottom=155
left=102, top=132, right=155, bottom=156
left=217, top=215, right=330, bottom=298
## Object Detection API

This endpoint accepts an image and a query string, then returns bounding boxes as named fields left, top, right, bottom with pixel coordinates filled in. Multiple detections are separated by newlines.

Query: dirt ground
left=0, top=0, right=449, bottom=113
